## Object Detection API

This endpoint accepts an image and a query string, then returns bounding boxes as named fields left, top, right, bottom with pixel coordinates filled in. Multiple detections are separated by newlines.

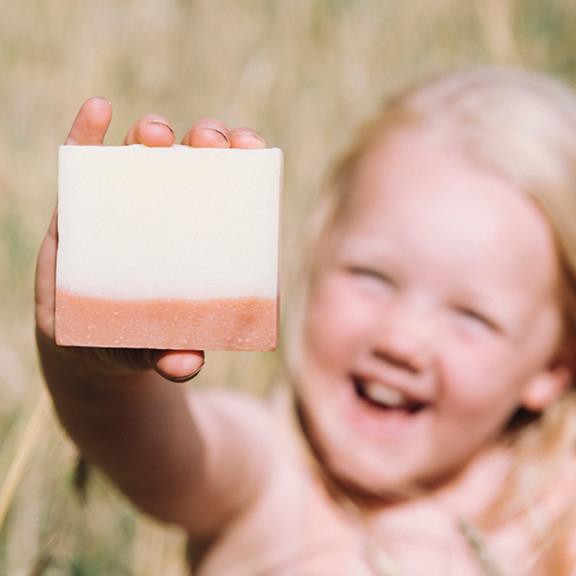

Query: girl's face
left=299, top=127, right=568, bottom=495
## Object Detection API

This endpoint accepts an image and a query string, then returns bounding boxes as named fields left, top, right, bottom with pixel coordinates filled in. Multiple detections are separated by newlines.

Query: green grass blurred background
left=2, top=0, right=576, bottom=573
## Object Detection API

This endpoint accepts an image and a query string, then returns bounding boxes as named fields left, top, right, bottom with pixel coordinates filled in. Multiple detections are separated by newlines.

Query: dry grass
left=1, top=0, right=576, bottom=573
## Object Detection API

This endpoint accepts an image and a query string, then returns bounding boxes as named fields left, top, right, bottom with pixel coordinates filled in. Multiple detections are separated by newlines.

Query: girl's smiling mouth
left=345, top=374, right=433, bottom=440
left=354, top=377, right=428, bottom=414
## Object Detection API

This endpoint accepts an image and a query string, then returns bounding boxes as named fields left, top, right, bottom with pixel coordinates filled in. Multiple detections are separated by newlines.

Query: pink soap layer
left=55, top=290, right=278, bottom=351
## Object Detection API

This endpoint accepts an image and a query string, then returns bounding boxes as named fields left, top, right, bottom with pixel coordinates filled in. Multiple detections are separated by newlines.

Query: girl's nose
left=371, top=301, right=434, bottom=374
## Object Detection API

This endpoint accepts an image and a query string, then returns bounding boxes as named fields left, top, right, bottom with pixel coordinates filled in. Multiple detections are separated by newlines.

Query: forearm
left=37, top=329, right=204, bottom=526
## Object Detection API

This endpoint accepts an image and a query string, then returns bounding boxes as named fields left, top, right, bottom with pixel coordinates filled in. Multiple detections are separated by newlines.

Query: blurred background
left=1, top=0, right=576, bottom=573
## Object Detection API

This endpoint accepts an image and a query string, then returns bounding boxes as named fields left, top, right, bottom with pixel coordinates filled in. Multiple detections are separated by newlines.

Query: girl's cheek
left=328, top=277, right=382, bottom=328
left=439, top=312, right=505, bottom=358
left=307, top=275, right=378, bottom=348
left=437, top=336, right=514, bottom=406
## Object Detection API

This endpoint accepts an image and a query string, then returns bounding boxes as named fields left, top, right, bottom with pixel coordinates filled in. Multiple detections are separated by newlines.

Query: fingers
left=79, top=348, right=204, bottom=382
left=229, top=127, right=267, bottom=149
left=67, top=102, right=267, bottom=150
left=66, top=97, right=113, bottom=145
left=181, top=118, right=230, bottom=148
left=154, top=350, right=205, bottom=382
left=181, top=119, right=267, bottom=149
left=122, top=115, right=266, bottom=150
left=124, top=114, right=176, bottom=147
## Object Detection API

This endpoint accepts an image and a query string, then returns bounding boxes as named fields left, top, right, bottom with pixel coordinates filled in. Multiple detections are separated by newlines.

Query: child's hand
left=35, top=97, right=267, bottom=382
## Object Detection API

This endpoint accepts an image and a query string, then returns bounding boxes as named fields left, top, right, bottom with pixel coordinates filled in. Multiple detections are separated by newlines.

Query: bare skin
left=36, top=98, right=272, bottom=534
left=36, top=100, right=572, bottom=575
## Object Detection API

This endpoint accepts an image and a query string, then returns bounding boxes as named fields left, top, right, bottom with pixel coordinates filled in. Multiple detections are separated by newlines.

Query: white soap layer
left=57, top=145, right=282, bottom=300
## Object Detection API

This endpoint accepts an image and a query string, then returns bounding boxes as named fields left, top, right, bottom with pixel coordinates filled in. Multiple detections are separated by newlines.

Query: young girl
left=36, top=67, right=576, bottom=575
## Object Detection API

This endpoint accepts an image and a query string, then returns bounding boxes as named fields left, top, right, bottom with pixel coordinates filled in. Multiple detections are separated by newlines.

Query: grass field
left=2, top=0, right=576, bottom=573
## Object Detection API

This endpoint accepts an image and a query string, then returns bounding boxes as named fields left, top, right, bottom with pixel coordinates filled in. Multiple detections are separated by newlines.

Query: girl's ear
left=521, top=343, right=575, bottom=412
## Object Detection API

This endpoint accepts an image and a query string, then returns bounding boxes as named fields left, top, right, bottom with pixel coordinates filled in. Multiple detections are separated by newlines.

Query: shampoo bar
left=56, top=145, right=282, bottom=351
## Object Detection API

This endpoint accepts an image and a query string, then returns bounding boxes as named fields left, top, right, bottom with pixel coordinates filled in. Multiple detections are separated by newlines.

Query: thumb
left=154, top=350, right=205, bottom=382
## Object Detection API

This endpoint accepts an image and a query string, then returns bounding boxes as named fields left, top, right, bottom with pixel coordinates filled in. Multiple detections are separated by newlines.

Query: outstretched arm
left=36, top=98, right=274, bottom=537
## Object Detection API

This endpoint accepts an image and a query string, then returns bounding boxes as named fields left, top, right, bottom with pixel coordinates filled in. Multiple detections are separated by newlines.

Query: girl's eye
left=348, top=266, right=395, bottom=287
left=455, top=306, right=500, bottom=333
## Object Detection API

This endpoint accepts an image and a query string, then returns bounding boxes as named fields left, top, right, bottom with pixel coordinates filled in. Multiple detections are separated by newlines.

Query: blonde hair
left=287, top=67, right=576, bottom=572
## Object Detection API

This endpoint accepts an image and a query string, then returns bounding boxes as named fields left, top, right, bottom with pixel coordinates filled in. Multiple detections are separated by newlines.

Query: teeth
left=363, top=382, right=408, bottom=408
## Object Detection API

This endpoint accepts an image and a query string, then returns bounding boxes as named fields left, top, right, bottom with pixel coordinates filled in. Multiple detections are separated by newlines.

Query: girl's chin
left=296, top=400, right=427, bottom=501
left=315, top=428, right=483, bottom=506
left=295, top=383, right=489, bottom=503
left=322, top=444, right=425, bottom=501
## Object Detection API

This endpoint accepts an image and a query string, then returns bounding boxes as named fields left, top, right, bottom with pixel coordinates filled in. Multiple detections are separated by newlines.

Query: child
left=36, top=67, right=576, bottom=575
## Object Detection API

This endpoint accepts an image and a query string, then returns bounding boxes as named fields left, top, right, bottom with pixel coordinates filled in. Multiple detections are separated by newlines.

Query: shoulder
left=525, top=455, right=576, bottom=573
left=183, top=385, right=326, bottom=541
left=187, top=385, right=305, bottom=462
left=186, top=387, right=279, bottom=453
left=182, top=387, right=289, bottom=538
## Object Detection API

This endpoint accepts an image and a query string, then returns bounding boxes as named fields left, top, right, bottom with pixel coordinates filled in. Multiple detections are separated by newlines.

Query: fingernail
left=150, top=120, right=175, bottom=136
left=156, top=363, right=203, bottom=383
left=236, top=130, right=265, bottom=144
left=200, top=126, right=230, bottom=146
left=90, top=96, right=112, bottom=107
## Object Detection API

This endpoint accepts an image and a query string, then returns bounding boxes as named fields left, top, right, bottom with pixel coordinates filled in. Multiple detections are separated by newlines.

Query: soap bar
left=55, top=144, right=282, bottom=351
